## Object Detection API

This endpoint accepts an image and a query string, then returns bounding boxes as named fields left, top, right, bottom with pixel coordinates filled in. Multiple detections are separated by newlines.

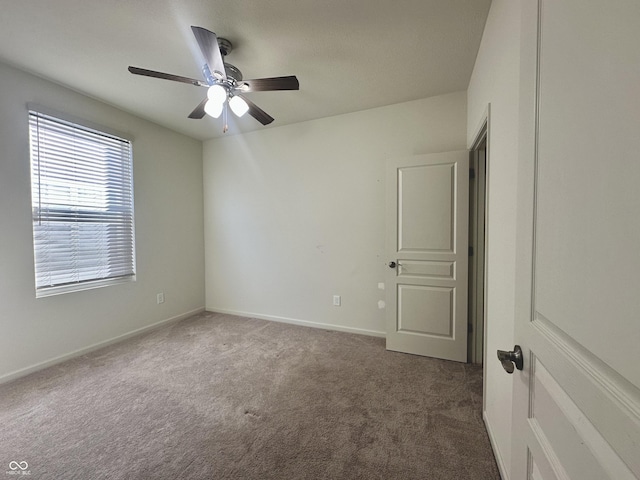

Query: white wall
left=203, top=92, right=466, bottom=335
left=467, top=1, right=522, bottom=478
left=0, top=62, right=205, bottom=382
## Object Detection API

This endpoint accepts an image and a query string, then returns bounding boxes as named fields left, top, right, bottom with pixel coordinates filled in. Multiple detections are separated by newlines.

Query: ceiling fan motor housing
left=224, top=63, right=243, bottom=82
left=216, top=38, right=242, bottom=82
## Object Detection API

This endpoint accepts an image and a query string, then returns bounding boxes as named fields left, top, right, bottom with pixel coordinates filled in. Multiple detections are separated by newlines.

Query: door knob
left=388, top=261, right=397, bottom=268
left=497, top=345, right=523, bottom=374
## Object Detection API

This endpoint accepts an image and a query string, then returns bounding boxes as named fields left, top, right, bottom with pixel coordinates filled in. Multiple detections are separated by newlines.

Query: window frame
left=28, top=105, right=137, bottom=297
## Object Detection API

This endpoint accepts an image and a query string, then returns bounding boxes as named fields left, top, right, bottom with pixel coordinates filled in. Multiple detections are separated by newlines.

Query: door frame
left=468, top=116, right=489, bottom=366
left=469, top=105, right=491, bottom=412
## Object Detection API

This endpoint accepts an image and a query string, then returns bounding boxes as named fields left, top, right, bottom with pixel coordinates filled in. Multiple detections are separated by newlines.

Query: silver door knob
left=497, top=345, right=523, bottom=374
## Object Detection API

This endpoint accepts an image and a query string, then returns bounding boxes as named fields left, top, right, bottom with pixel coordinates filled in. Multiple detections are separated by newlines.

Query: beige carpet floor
left=0, top=312, right=500, bottom=479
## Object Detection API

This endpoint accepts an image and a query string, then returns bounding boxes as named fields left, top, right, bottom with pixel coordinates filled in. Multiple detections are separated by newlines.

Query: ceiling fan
left=128, top=26, right=299, bottom=131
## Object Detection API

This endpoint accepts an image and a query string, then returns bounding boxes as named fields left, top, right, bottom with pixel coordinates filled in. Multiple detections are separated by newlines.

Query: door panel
left=513, top=0, right=640, bottom=478
left=532, top=0, right=640, bottom=389
left=386, top=151, right=469, bottom=362
left=528, top=355, right=635, bottom=480
left=398, top=285, right=453, bottom=336
left=398, top=260, right=455, bottom=279
left=398, top=164, right=455, bottom=252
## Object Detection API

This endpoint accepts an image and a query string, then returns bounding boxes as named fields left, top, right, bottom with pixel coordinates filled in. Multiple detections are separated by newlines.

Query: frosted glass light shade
left=204, top=99, right=223, bottom=118
left=207, top=84, right=227, bottom=104
left=229, top=96, right=249, bottom=117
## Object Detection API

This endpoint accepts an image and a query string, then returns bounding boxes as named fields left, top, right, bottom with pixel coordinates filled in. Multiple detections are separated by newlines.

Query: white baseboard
left=0, top=307, right=205, bottom=385
left=483, top=410, right=509, bottom=480
left=206, top=307, right=386, bottom=338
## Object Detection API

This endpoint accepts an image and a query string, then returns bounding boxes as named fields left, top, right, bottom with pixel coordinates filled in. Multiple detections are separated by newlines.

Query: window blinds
left=29, top=111, right=136, bottom=296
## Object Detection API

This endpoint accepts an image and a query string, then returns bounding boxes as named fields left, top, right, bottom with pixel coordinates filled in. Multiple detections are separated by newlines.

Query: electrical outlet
left=333, top=295, right=341, bottom=307
left=157, top=292, right=165, bottom=304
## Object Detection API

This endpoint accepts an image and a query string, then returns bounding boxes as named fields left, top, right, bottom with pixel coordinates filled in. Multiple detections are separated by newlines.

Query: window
left=29, top=109, right=136, bottom=297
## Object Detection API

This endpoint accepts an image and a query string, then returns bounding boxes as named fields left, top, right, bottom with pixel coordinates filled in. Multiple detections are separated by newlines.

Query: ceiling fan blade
left=239, top=95, right=274, bottom=125
left=238, top=76, right=300, bottom=92
left=188, top=97, right=208, bottom=119
left=128, top=66, right=205, bottom=86
left=191, top=26, right=226, bottom=81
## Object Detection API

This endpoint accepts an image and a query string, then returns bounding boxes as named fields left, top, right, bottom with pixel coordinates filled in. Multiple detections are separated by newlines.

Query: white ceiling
left=0, top=0, right=491, bottom=140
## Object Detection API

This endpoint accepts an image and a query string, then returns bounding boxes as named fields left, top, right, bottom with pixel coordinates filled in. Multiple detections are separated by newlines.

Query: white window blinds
left=29, top=110, right=136, bottom=296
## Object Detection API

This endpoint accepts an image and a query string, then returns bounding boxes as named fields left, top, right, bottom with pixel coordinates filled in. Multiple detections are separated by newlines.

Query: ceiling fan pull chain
left=223, top=102, right=229, bottom=134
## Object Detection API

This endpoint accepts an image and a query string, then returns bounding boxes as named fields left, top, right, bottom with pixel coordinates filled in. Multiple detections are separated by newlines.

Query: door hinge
left=469, top=168, right=476, bottom=179
left=469, top=246, right=474, bottom=256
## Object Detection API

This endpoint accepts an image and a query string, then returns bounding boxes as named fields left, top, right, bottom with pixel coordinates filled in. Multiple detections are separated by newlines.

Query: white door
left=385, top=151, right=469, bottom=362
left=511, top=1, right=640, bottom=478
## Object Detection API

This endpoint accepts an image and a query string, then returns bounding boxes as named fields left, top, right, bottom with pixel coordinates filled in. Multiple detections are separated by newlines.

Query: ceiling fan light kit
left=203, top=98, right=223, bottom=118
left=228, top=95, right=249, bottom=117
left=128, top=26, right=299, bottom=133
left=207, top=84, right=227, bottom=104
